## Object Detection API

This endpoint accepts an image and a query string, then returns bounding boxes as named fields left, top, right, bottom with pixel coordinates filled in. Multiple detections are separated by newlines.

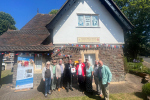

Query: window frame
left=77, top=14, right=100, bottom=28
left=35, top=54, right=42, bottom=70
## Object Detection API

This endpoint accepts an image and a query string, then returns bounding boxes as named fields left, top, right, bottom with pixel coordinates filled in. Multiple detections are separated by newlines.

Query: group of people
left=42, top=58, right=112, bottom=100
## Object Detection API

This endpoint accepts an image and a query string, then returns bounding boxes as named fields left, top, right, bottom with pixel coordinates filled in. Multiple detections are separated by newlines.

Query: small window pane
left=92, top=16, right=98, bottom=27
left=85, top=16, right=91, bottom=26
left=78, top=15, right=84, bottom=26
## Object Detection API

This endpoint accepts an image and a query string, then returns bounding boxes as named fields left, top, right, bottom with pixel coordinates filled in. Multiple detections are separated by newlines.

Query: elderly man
left=51, top=60, right=57, bottom=92
left=94, top=60, right=100, bottom=95
left=76, top=58, right=86, bottom=92
left=64, top=59, right=74, bottom=92
left=98, top=60, right=112, bottom=100
left=56, top=59, right=65, bottom=92
left=84, top=58, right=88, bottom=68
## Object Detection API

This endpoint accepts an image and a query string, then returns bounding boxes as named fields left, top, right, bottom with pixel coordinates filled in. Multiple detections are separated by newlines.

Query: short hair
left=69, top=59, right=72, bottom=61
left=46, top=61, right=50, bottom=65
left=95, top=60, right=99, bottom=62
left=59, top=59, right=62, bottom=62
left=87, top=61, right=90, bottom=64
left=78, top=58, right=82, bottom=60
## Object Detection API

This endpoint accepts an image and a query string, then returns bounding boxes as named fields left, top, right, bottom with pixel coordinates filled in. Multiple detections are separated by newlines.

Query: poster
left=78, top=15, right=84, bottom=26
left=71, top=68, right=76, bottom=73
left=85, top=16, right=91, bottom=26
left=92, top=16, right=98, bottom=26
left=16, top=54, right=34, bottom=89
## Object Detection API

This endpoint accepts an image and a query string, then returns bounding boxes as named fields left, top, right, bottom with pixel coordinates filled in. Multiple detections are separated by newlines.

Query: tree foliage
left=49, top=9, right=58, bottom=14
left=0, top=12, right=16, bottom=35
left=113, top=0, right=150, bottom=58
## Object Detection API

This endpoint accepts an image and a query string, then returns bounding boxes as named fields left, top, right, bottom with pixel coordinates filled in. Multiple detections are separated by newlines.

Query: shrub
left=139, top=58, right=144, bottom=62
left=124, top=57, right=128, bottom=73
left=142, top=83, right=150, bottom=96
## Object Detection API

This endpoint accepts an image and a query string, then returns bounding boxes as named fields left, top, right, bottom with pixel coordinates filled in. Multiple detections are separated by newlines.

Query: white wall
left=53, top=0, right=124, bottom=44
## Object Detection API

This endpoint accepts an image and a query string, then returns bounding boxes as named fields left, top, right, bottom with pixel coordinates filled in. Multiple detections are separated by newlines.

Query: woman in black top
left=42, top=61, right=53, bottom=97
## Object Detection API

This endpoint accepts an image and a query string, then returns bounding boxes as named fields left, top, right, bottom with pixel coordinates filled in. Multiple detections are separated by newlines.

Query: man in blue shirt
left=98, top=60, right=112, bottom=100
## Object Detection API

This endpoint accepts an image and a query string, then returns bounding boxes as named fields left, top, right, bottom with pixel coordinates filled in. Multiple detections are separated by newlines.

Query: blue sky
left=0, top=0, right=66, bottom=30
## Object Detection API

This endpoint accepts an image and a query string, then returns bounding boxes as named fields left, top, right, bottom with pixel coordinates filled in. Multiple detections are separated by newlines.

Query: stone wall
left=51, top=47, right=81, bottom=63
left=12, top=64, right=17, bottom=88
left=34, top=73, right=43, bottom=89
left=12, top=47, right=125, bottom=89
left=98, top=48, right=125, bottom=82
left=51, top=47, right=125, bottom=82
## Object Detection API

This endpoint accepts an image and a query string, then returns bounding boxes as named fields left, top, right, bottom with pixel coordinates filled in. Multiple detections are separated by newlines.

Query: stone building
left=0, top=0, right=134, bottom=89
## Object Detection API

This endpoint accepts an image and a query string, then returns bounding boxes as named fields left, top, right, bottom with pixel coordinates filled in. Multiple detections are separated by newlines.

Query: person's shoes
left=67, top=89, right=69, bottom=92
left=70, top=88, right=73, bottom=91
left=48, top=91, right=51, bottom=95
left=54, top=89, right=56, bottom=91
left=58, top=88, right=60, bottom=92
left=97, top=92, right=100, bottom=95
left=82, top=91, right=84, bottom=94
left=45, top=94, right=47, bottom=97
left=62, top=86, right=65, bottom=89
left=99, top=94, right=103, bottom=98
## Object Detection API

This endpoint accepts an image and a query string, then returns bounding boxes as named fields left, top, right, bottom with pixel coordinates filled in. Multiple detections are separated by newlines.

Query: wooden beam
left=0, top=54, right=3, bottom=88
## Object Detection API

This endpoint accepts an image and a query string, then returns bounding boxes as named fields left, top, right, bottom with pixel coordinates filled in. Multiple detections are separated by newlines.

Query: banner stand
left=14, top=88, right=30, bottom=92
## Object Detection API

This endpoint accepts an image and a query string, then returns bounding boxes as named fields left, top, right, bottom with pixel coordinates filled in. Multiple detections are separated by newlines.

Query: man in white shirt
left=94, top=60, right=101, bottom=95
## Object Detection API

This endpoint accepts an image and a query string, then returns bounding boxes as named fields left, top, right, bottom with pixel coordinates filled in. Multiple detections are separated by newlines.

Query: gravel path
left=0, top=73, right=144, bottom=100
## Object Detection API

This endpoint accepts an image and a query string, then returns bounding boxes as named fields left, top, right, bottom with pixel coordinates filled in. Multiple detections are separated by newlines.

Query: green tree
left=49, top=9, right=58, bottom=14
left=0, top=12, right=16, bottom=35
left=113, top=0, right=150, bottom=58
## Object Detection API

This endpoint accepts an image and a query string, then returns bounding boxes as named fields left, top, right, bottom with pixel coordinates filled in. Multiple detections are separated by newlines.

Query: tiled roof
left=0, top=45, right=54, bottom=51
left=0, top=30, right=50, bottom=46
left=0, top=14, right=55, bottom=51
left=21, top=14, right=55, bottom=30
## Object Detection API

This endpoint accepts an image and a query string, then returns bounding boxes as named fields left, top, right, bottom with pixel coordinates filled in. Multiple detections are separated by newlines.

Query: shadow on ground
left=134, top=92, right=147, bottom=100
left=37, top=79, right=45, bottom=95
left=1, top=74, right=12, bottom=85
left=84, top=90, right=104, bottom=100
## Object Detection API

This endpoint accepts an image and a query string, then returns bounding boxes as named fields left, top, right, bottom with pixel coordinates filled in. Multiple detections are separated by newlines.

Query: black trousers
left=66, top=75, right=72, bottom=89
left=57, top=73, right=64, bottom=88
left=78, top=75, right=85, bottom=91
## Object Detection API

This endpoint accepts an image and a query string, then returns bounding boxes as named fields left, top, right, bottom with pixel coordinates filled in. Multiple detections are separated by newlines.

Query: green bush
left=124, top=57, right=128, bottom=73
left=143, top=68, right=150, bottom=75
left=142, top=83, right=150, bottom=96
left=139, top=58, right=144, bottom=62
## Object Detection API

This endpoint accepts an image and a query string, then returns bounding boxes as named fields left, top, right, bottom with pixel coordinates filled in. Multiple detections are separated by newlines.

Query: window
left=78, top=14, right=99, bottom=27
left=78, top=15, right=84, bottom=26
left=35, top=55, right=42, bottom=70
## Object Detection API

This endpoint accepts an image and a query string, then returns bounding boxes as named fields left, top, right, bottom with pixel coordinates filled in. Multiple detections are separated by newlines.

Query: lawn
left=1, top=70, right=147, bottom=100
left=28, top=92, right=146, bottom=100
left=1, top=70, right=13, bottom=85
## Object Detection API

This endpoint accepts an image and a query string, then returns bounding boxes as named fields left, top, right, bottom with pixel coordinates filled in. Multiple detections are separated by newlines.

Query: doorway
left=84, top=54, right=95, bottom=68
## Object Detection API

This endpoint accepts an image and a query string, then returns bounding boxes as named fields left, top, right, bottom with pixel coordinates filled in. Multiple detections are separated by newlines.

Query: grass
left=1, top=70, right=13, bottom=85
left=1, top=70, right=13, bottom=78
left=28, top=92, right=146, bottom=100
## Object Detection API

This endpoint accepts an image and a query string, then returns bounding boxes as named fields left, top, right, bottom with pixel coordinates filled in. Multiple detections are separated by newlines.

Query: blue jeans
left=45, top=77, right=51, bottom=94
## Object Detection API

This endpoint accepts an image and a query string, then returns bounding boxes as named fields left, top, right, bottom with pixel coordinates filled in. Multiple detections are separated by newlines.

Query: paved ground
left=143, top=61, right=150, bottom=68
left=143, top=57, right=150, bottom=63
left=0, top=73, right=144, bottom=100
left=141, top=57, right=150, bottom=68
